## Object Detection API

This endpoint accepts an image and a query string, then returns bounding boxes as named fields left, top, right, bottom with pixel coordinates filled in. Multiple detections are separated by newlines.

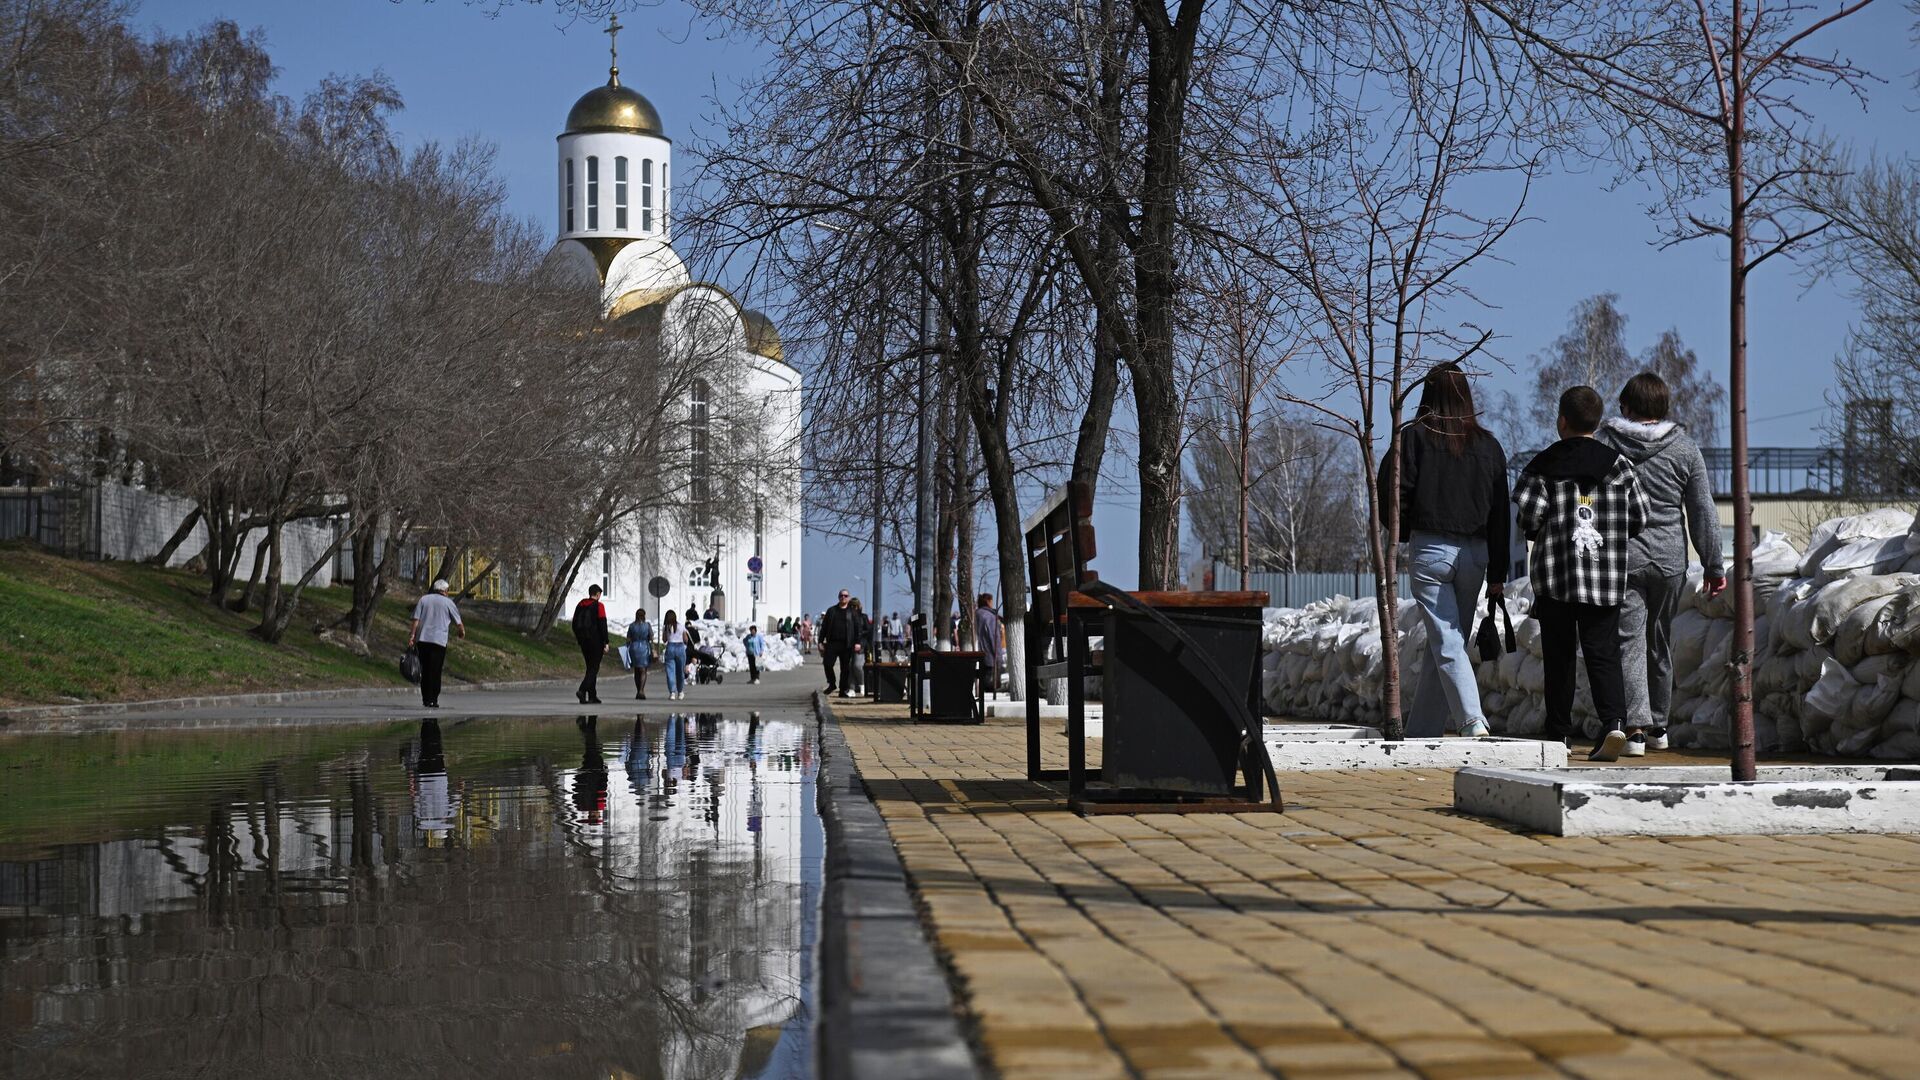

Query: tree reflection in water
left=0, top=711, right=820, bottom=1079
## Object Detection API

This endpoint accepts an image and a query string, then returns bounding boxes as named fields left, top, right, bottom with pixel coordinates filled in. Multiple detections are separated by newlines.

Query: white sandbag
left=1907, top=509, right=1920, bottom=554
left=1805, top=657, right=1862, bottom=720
left=1871, top=731, right=1920, bottom=760
left=1515, top=616, right=1543, bottom=657
left=1518, top=655, right=1546, bottom=694
left=1834, top=593, right=1901, bottom=667
left=1883, top=698, right=1920, bottom=736
left=1752, top=530, right=1802, bottom=578
left=1808, top=575, right=1916, bottom=645
left=1848, top=674, right=1902, bottom=730
left=1803, top=508, right=1916, bottom=577
left=1835, top=724, right=1884, bottom=757
left=1819, top=535, right=1911, bottom=583
left=1670, top=610, right=1710, bottom=673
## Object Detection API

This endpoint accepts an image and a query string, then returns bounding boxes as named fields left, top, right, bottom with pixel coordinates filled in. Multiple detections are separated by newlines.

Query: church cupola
left=557, top=16, right=671, bottom=246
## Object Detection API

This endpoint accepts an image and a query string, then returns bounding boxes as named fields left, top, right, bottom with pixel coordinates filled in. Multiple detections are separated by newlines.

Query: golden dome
left=743, top=309, right=784, bottom=363
left=565, top=78, right=665, bottom=137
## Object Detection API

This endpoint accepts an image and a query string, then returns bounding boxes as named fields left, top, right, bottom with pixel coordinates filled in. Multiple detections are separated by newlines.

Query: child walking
left=1513, top=386, right=1650, bottom=761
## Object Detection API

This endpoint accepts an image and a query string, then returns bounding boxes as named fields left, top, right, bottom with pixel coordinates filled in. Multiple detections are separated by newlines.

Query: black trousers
left=417, top=642, right=447, bottom=705
left=1533, top=596, right=1626, bottom=736
left=747, top=653, right=760, bottom=681
left=822, top=646, right=855, bottom=692
left=578, top=646, right=603, bottom=701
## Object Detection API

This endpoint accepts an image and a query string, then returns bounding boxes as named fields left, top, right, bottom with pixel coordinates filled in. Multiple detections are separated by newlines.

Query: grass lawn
left=0, top=543, right=580, bottom=706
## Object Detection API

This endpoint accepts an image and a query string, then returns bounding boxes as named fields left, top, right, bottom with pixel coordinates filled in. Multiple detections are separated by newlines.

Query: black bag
left=1475, top=594, right=1516, bottom=660
left=400, top=646, right=423, bottom=685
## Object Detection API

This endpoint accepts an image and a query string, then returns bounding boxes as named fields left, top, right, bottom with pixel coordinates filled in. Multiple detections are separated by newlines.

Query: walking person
left=974, top=593, right=1005, bottom=693
left=1381, top=362, right=1511, bottom=738
left=1515, top=386, right=1651, bottom=761
left=820, top=590, right=857, bottom=696
left=627, top=608, right=655, bottom=700
left=1597, top=372, right=1727, bottom=756
left=743, top=624, right=765, bottom=684
left=572, top=585, right=611, bottom=705
left=660, top=609, right=690, bottom=700
left=408, top=579, right=465, bottom=708
left=848, top=598, right=871, bottom=695
left=798, top=614, right=814, bottom=655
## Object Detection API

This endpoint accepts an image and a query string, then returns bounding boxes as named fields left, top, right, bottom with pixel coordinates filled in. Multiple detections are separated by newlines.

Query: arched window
left=586, top=156, right=599, bottom=230
left=614, top=156, right=628, bottom=230
left=641, top=160, right=654, bottom=232
left=564, top=159, right=575, bottom=232
left=661, top=162, right=669, bottom=231
left=690, top=378, right=711, bottom=522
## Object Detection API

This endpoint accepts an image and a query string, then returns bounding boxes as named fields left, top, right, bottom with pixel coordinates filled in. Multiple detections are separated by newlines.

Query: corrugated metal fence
left=1210, top=562, right=1413, bottom=608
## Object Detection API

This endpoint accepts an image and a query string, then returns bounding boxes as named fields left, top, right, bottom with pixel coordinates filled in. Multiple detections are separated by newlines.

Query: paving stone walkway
left=831, top=700, right=1920, bottom=1079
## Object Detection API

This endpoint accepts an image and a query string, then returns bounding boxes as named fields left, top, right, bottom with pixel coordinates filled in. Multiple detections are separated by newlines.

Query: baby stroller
left=692, top=647, right=724, bottom=685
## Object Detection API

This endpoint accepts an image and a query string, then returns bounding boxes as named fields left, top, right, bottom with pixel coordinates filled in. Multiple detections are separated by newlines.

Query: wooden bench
left=1022, top=481, right=1280, bottom=813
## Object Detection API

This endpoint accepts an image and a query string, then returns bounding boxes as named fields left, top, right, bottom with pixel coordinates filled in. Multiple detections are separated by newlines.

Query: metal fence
left=0, top=488, right=85, bottom=556
left=1210, top=562, right=1413, bottom=609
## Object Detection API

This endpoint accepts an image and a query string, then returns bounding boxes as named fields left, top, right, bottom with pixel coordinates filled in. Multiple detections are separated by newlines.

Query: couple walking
left=1391, top=365, right=1722, bottom=759
left=819, top=589, right=869, bottom=697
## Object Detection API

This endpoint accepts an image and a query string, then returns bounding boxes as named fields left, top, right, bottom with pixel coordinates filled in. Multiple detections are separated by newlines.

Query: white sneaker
left=1646, top=727, right=1669, bottom=751
left=1589, top=727, right=1627, bottom=763
left=1460, top=719, right=1491, bottom=739
left=1622, top=732, right=1647, bottom=758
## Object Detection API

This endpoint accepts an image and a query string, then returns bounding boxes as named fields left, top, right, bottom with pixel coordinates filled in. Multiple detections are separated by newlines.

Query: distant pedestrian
left=798, top=615, right=814, bottom=654
left=1515, top=385, right=1650, bottom=762
left=974, top=593, right=1004, bottom=692
left=661, top=609, right=690, bottom=700
left=627, top=608, right=654, bottom=700
left=820, top=590, right=857, bottom=696
left=1381, top=362, right=1510, bottom=739
left=744, top=625, right=765, bottom=684
left=572, top=585, right=610, bottom=705
left=686, top=603, right=700, bottom=628
left=408, top=579, right=465, bottom=708
left=704, top=605, right=719, bottom=620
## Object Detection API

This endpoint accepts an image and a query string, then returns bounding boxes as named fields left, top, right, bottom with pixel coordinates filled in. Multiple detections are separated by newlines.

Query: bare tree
left=1525, top=293, right=1725, bottom=445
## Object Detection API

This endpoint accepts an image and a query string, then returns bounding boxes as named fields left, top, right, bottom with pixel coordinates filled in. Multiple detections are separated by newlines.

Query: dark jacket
left=819, top=603, right=858, bottom=650
left=571, top=598, right=608, bottom=650
left=1595, top=417, right=1724, bottom=579
left=1514, top=437, right=1650, bottom=606
left=1380, top=424, right=1513, bottom=580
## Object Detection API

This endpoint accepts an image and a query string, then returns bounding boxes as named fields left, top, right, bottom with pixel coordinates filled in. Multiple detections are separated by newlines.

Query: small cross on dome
left=605, top=15, right=622, bottom=86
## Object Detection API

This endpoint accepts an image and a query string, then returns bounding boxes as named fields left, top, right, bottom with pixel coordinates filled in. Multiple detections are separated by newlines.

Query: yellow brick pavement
left=833, top=700, right=1920, bottom=1079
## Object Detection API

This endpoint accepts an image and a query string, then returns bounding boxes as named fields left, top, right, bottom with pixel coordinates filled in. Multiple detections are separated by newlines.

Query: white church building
left=543, top=29, right=803, bottom=630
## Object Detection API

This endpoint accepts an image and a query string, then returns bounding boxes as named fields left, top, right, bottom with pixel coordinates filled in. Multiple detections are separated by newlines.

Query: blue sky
left=143, top=0, right=1920, bottom=612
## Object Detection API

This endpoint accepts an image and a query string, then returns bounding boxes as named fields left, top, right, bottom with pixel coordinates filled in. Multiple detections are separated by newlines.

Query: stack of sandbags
left=1260, top=596, right=1427, bottom=725
left=688, top=618, right=805, bottom=673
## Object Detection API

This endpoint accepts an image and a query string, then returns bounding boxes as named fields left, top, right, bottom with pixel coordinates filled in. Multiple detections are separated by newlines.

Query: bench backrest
left=1022, top=481, right=1098, bottom=665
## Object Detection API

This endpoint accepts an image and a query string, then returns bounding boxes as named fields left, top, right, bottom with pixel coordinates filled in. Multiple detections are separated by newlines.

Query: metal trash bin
left=911, top=650, right=985, bottom=724
left=1099, top=603, right=1264, bottom=797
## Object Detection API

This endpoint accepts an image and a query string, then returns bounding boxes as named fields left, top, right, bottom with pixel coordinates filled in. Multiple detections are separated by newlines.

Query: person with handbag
left=408, top=579, right=465, bottom=709
left=627, top=609, right=655, bottom=700
left=1379, top=363, right=1511, bottom=738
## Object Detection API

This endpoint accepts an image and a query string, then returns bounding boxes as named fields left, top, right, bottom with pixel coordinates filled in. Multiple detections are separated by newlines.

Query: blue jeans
left=1407, top=530, right=1489, bottom=736
left=664, top=643, right=688, bottom=693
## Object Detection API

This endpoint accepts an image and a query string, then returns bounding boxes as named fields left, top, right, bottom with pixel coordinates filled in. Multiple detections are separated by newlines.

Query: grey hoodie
left=1595, top=417, right=1724, bottom=578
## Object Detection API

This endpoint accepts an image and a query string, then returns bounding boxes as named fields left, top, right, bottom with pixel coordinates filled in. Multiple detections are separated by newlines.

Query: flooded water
left=0, top=711, right=821, bottom=1079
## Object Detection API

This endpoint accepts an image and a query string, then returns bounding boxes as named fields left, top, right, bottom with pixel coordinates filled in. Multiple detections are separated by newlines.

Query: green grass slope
left=0, top=543, right=577, bottom=706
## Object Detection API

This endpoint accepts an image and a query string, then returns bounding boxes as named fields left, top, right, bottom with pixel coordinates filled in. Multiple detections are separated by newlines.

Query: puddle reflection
left=0, top=711, right=820, bottom=1079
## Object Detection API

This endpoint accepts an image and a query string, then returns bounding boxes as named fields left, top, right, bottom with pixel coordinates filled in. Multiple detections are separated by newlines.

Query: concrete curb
left=813, top=692, right=982, bottom=1080
left=0, top=679, right=571, bottom=726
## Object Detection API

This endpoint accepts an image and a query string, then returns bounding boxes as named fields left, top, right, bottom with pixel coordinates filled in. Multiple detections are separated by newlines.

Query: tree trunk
left=348, top=521, right=385, bottom=643
left=259, top=517, right=355, bottom=643
left=235, top=536, right=269, bottom=613
left=256, top=516, right=285, bottom=624
left=148, top=506, right=203, bottom=567
left=533, top=502, right=610, bottom=642
left=956, top=425, right=977, bottom=651
left=1727, top=32, right=1757, bottom=781
left=432, top=543, right=467, bottom=591
left=1370, top=419, right=1406, bottom=740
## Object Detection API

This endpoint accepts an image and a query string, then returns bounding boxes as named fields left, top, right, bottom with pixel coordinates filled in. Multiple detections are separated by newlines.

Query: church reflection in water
left=0, top=711, right=820, bottom=1079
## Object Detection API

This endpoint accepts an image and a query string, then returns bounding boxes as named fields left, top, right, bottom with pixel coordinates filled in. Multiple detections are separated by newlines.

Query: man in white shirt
left=408, top=579, right=465, bottom=708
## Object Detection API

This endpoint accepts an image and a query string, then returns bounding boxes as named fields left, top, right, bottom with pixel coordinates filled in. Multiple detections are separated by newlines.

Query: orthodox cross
left=606, top=15, right=622, bottom=84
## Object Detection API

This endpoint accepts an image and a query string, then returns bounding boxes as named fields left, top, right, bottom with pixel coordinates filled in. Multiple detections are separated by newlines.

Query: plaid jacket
left=1513, top=437, right=1649, bottom=607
